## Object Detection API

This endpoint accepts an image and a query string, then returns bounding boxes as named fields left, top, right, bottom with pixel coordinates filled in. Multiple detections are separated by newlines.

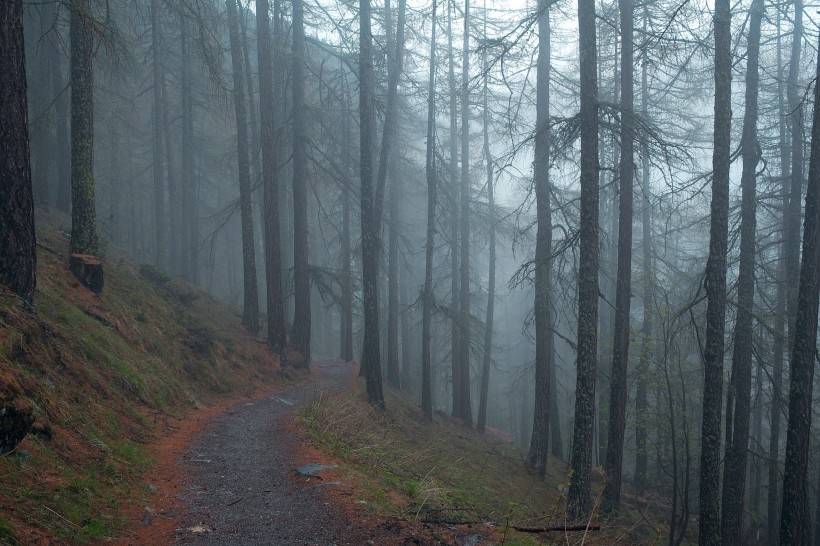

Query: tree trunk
left=602, top=0, right=634, bottom=514
left=151, top=0, right=165, bottom=268
left=768, top=8, right=789, bottom=542
left=382, top=0, right=408, bottom=389
left=359, top=0, right=384, bottom=407
left=421, top=0, right=438, bottom=420
left=567, top=0, right=599, bottom=519
left=780, top=30, right=820, bottom=545
left=340, top=77, right=354, bottom=363
left=50, top=6, right=70, bottom=215
left=477, top=6, right=495, bottom=433
left=698, top=0, right=731, bottom=539
left=719, top=0, right=761, bottom=541
left=447, top=0, right=461, bottom=418
left=33, top=2, right=54, bottom=209
left=634, top=7, right=652, bottom=493
left=288, top=0, right=311, bottom=363
left=400, top=274, right=413, bottom=391
left=226, top=0, right=260, bottom=336
left=69, top=0, right=100, bottom=258
left=180, top=12, right=198, bottom=284
left=0, top=0, right=36, bottom=304
left=457, top=0, right=473, bottom=425
left=528, top=0, right=551, bottom=478
left=256, top=0, right=286, bottom=355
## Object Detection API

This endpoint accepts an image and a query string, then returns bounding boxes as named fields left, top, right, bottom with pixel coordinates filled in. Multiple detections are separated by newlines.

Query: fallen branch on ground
left=512, top=523, right=601, bottom=533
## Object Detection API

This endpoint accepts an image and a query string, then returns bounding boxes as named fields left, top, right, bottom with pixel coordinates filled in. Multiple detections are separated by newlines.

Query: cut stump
left=69, top=254, right=104, bottom=295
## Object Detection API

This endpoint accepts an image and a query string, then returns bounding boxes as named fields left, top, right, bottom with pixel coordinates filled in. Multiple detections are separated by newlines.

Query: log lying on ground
left=69, top=254, right=104, bottom=295
left=512, top=523, right=601, bottom=533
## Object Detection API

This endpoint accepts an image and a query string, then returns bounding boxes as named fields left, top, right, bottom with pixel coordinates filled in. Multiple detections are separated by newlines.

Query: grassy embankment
left=301, top=382, right=684, bottom=545
left=0, top=228, right=287, bottom=544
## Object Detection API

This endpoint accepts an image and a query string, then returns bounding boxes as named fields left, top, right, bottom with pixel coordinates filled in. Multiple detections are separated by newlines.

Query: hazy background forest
left=5, top=0, right=820, bottom=542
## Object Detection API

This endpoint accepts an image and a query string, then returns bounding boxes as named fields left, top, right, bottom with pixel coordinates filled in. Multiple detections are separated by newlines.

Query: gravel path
left=172, top=357, right=367, bottom=545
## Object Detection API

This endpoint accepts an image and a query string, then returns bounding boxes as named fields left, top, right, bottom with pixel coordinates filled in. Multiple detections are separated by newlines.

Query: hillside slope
left=0, top=229, right=286, bottom=544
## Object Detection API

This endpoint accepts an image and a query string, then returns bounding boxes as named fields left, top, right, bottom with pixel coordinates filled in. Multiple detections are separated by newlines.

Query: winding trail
left=123, top=357, right=491, bottom=546
left=171, top=357, right=363, bottom=545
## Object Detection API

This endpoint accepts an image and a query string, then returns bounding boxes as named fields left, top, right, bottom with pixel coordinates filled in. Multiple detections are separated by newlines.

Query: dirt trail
left=119, top=357, right=492, bottom=545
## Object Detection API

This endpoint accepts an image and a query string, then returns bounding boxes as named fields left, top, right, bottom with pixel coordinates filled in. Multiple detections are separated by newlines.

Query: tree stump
left=69, top=254, right=104, bottom=295
left=0, top=402, right=33, bottom=454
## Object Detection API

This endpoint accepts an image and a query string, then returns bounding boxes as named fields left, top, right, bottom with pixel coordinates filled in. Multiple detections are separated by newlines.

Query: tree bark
left=49, top=5, right=70, bottom=216
left=567, top=0, right=599, bottom=519
left=69, top=0, right=99, bottom=257
left=0, top=0, right=36, bottom=304
left=698, top=0, right=731, bottom=539
left=179, top=12, right=198, bottom=284
left=359, top=0, right=385, bottom=407
left=340, top=77, right=354, bottom=363
left=421, top=0, right=438, bottom=420
left=528, top=0, right=551, bottom=478
left=383, top=0, right=408, bottom=390
left=256, top=0, right=286, bottom=355
left=634, top=8, right=652, bottom=493
left=447, top=0, right=461, bottom=418
left=151, top=0, right=166, bottom=268
left=768, top=8, right=789, bottom=542
left=602, top=0, right=634, bottom=514
left=226, top=0, right=260, bottom=336
left=779, top=29, right=820, bottom=546
left=477, top=6, right=495, bottom=433
left=457, top=0, right=473, bottom=425
left=719, top=0, right=761, bottom=541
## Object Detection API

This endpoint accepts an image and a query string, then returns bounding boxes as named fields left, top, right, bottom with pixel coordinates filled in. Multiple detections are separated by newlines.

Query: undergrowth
left=300, top=382, right=676, bottom=545
left=0, top=229, right=284, bottom=544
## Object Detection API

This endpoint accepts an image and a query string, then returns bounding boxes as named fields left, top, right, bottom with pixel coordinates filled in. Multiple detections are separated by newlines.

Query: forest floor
left=113, top=357, right=498, bottom=545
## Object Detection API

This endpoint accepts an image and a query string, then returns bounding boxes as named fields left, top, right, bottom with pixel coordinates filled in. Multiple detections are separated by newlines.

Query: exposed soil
left=113, top=358, right=494, bottom=545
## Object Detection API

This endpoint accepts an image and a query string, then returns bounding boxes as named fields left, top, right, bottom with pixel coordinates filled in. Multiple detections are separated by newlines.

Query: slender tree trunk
left=0, top=0, right=36, bottom=304
left=387, top=171, right=401, bottom=388
left=151, top=0, right=165, bottom=268
left=567, top=0, right=599, bottom=519
left=180, top=12, right=198, bottom=284
left=719, top=0, right=761, bottom=541
left=33, top=2, right=54, bottom=209
left=457, top=0, right=473, bottom=424
left=421, top=0, right=438, bottom=420
left=161, top=68, right=178, bottom=273
left=340, top=78, right=354, bottom=363
left=359, top=0, right=384, bottom=407
left=780, top=30, right=820, bottom=545
left=529, top=0, right=551, bottom=478
left=447, top=0, right=461, bottom=418
left=698, top=0, right=732, bottom=539
left=768, top=9, right=789, bottom=542
left=602, top=0, right=634, bottom=514
left=289, top=0, right=311, bottom=363
left=50, top=6, right=70, bottom=215
left=400, top=274, right=413, bottom=391
left=257, top=0, right=286, bottom=355
left=226, top=0, right=260, bottom=336
left=477, top=6, right=494, bottom=433
left=69, top=0, right=99, bottom=257
left=634, top=8, right=652, bottom=492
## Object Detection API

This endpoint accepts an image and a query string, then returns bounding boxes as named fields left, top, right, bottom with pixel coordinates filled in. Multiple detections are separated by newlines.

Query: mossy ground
left=300, top=382, right=683, bottom=545
left=0, top=228, right=286, bottom=544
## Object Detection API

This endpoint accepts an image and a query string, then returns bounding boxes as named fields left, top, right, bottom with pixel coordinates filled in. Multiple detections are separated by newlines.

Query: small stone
left=147, top=484, right=157, bottom=493
left=16, top=450, right=31, bottom=460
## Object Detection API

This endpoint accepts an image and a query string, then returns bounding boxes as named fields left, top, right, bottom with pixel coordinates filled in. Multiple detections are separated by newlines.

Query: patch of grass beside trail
left=300, top=382, right=677, bottom=545
left=0, top=228, right=292, bottom=544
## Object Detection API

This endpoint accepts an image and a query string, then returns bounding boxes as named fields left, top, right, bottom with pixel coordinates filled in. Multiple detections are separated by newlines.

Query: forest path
left=128, top=357, right=372, bottom=545
left=170, top=357, right=363, bottom=545
left=122, top=357, right=492, bottom=546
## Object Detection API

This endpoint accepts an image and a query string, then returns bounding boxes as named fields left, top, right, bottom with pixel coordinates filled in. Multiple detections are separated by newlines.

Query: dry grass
left=301, top=382, right=681, bottom=545
left=0, top=228, right=286, bottom=544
